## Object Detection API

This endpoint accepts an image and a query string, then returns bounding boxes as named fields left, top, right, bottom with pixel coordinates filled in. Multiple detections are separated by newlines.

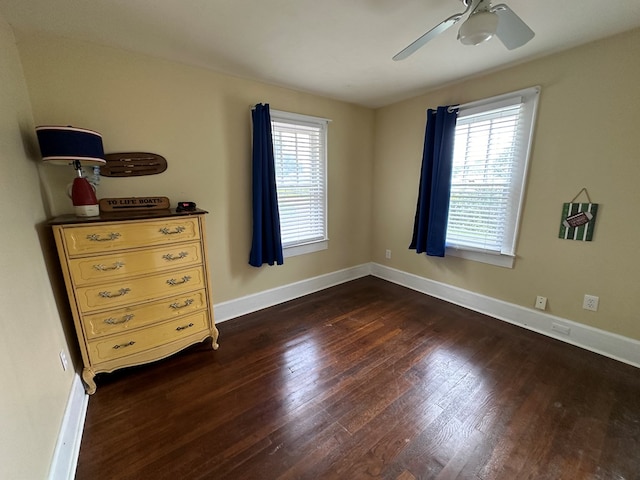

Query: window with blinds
left=270, top=110, right=328, bottom=255
left=445, top=87, right=540, bottom=267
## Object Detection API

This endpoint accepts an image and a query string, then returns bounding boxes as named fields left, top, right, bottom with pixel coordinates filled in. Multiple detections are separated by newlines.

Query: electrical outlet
left=583, top=294, right=599, bottom=311
left=385, top=249, right=391, bottom=259
left=59, top=351, right=68, bottom=371
left=535, top=296, right=547, bottom=310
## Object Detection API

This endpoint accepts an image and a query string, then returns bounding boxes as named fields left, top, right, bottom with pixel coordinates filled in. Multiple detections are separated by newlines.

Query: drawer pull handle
left=163, top=252, right=188, bottom=261
left=113, top=341, right=135, bottom=349
left=176, top=323, right=194, bottom=331
left=104, top=314, right=134, bottom=325
left=99, top=288, right=131, bottom=298
left=87, top=233, right=121, bottom=242
left=167, top=276, right=191, bottom=286
left=93, top=261, right=125, bottom=271
left=159, top=226, right=186, bottom=235
left=169, top=299, right=194, bottom=309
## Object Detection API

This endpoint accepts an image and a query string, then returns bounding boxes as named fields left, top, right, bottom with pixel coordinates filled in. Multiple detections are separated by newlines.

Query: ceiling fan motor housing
left=458, top=10, right=499, bottom=45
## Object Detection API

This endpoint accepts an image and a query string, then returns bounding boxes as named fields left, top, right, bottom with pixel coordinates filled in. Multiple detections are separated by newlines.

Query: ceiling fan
left=393, top=0, right=534, bottom=61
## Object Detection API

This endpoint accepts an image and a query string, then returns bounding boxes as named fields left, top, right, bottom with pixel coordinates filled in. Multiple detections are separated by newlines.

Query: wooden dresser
left=50, top=209, right=219, bottom=394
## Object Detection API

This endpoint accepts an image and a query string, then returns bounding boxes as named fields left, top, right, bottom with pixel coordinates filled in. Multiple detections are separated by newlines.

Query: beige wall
left=4, top=19, right=639, bottom=477
left=373, top=28, right=640, bottom=341
left=16, top=34, right=375, bottom=305
left=0, top=18, right=76, bottom=479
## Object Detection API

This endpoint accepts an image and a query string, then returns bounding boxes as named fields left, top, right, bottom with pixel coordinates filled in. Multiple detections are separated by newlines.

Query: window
left=446, top=86, right=540, bottom=268
left=270, top=109, right=329, bottom=257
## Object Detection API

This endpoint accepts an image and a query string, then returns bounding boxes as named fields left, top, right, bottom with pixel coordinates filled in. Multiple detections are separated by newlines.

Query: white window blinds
left=271, top=111, right=328, bottom=249
left=446, top=87, right=539, bottom=261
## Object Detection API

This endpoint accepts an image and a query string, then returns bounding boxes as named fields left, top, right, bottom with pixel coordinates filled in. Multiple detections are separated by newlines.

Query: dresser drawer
left=61, top=217, right=201, bottom=256
left=82, top=289, right=209, bottom=339
left=87, top=310, right=210, bottom=363
left=75, top=266, right=206, bottom=313
left=69, top=242, right=204, bottom=286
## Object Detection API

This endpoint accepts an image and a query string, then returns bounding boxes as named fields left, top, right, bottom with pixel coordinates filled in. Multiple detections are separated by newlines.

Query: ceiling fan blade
left=393, top=14, right=463, bottom=61
left=493, top=4, right=534, bottom=50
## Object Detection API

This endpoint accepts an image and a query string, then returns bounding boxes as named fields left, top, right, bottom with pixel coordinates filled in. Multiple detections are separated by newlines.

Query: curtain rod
left=446, top=96, right=521, bottom=114
left=443, top=86, right=540, bottom=114
left=249, top=105, right=332, bottom=124
left=446, top=97, right=498, bottom=113
left=447, top=103, right=465, bottom=113
left=424, top=101, right=475, bottom=113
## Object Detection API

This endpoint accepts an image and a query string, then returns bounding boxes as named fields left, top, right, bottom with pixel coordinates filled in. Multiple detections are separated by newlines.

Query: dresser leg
left=82, top=367, right=97, bottom=395
left=211, top=327, right=220, bottom=350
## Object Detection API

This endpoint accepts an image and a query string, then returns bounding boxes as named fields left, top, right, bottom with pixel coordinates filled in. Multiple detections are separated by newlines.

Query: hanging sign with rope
left=558, top=188, right=599, bottom=241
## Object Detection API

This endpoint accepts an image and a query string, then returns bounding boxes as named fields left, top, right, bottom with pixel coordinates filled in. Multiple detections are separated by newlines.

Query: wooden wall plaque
left=101, top=152, right=167, bottom=177
left=99, top=196, right=170, bottom=212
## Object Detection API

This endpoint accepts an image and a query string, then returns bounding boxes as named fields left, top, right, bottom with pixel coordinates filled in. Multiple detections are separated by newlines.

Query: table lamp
left=36, top=126, right=106, bottom=217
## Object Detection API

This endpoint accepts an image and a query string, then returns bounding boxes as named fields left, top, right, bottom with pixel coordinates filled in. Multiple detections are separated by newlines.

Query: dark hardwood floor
left=75, top=276, right=640, bottom=479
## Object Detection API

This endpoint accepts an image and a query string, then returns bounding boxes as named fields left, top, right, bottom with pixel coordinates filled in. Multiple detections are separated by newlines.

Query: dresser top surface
left=49, top=208, right=208, bottom=226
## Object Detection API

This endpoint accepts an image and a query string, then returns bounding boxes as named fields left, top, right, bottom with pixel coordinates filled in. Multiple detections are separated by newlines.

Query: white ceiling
left=1, top=0, right=639, bottom=108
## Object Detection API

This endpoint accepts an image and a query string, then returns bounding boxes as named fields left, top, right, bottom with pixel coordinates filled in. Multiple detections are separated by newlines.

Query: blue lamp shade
left=36, top=126, right=106, bottom=166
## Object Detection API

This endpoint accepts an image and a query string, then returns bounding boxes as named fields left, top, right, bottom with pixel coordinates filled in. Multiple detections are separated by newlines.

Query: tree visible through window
left=270, top=110, right=329, bottom=257
left=446, top=87, right=540, bottom=268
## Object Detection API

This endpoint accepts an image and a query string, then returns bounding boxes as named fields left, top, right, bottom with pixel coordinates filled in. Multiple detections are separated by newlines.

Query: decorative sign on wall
left=558, top=188, right=598, bottom=242
left=101, top=152, right=167, bottom=177
left=99, top=196, right=170, bottom=212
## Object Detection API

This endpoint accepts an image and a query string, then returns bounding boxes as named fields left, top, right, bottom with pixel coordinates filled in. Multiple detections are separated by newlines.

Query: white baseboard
left=371, top=263, right=640, bottom=368
left=212, top=262, right=639, bottom=368
left=48, top=374, right=88, bottom=480
left=213, top=263, right=372, bottom=323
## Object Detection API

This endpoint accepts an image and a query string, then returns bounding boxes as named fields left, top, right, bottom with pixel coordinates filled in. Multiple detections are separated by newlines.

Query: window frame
left=445, top=86, right=540, bottom=268
left=270, top=109, right=330, bottom=258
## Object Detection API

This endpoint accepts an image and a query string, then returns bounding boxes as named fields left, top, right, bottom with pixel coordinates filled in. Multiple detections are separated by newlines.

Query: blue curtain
left=249, top=103, right=284, bottom=267
left=409, top=106, right=457, bottom=257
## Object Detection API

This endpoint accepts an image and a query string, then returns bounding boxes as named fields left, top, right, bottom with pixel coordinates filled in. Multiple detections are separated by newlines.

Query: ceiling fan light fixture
left=458, top=10, right=499, bottom=46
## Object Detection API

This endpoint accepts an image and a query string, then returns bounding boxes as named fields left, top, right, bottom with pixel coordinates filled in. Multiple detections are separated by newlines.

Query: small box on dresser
left=50, top=208, right=219, bottom=394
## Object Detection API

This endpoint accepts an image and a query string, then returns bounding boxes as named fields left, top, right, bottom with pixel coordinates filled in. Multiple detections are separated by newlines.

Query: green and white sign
left=558, top=202, right=598, bottom=241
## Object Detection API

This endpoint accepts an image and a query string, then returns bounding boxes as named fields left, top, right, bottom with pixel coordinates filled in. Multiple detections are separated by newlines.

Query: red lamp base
left=71, top=176, right=99, bottom=217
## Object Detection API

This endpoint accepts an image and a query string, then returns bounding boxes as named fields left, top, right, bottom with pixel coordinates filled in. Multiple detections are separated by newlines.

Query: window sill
left=283, top=240, right=328, bottom=259
left=445, top=246, right=515, bottom=268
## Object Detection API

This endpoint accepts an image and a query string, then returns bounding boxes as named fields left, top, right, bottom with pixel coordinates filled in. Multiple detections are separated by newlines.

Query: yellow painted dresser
left=50, top=209, right=219, bottom=394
